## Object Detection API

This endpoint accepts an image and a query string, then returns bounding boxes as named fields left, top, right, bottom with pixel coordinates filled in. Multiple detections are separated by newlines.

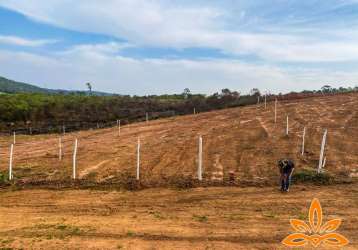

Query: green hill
left=0, top=76, right=48, bottom=93
left=0, top=76, right=112, bottom=96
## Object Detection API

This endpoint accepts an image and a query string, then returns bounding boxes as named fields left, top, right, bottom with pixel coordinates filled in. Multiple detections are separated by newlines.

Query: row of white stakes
left=8, top=131, right=327, bottom=182
left=6, top=103, right=328, bottom=181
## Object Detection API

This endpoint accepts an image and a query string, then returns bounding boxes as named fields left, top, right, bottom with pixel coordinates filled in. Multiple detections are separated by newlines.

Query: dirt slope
left=0, top=93, right=357, bottom=186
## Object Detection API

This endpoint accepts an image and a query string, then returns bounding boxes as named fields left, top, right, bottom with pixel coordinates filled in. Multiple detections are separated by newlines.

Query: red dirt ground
left=0, top=93, right=357, bottom=185
left=0, top=94, right=357, bottom=249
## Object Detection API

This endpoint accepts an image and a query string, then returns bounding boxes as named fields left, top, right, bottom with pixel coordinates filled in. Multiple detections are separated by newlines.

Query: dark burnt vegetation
left=1, top=86, right=357, bottom=134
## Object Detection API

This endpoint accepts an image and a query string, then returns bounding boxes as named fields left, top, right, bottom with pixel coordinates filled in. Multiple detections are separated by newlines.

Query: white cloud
left=0, top=35, right=57, bottom=47
left=0, top=44, right=357, bottom=95
left=1, top=0, right=358, bottom=62
left=0, top=1, right=357, bottom=94
left=0, top=0, right=222, bottom=46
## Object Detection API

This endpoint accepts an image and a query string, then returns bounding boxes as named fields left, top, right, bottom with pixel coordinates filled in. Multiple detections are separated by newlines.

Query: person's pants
left=281, top=174, right=291, bottom=191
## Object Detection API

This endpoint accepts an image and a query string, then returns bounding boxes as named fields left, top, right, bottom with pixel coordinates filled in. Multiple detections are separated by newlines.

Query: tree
left=321, top=85, right=332, bottom=93
left=221, top=88, right=231, bottom=96
left=182, top=88, right=191, bottom=99
left=250, top=88, right=261, bottom=97
left=86, top=82, right=92, bottom=95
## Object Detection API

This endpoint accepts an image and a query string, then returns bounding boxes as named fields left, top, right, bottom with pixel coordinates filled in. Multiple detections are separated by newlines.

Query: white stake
left=193, top=108, right=196, bottom=115
left=198, top=136, right=203, bottom=181
left=146, top=113, right=149, bottom=123
left=301, top=127, right=306, bottom=156
left=274, top=99, right=277, bottom=123
left=72, top=139, right=78, bottom=179
left=318, top=129, right=328, bottom=173
left=59, top=137, right=62, bottom=161
left=63, top=125, right=66, bottom=135
left=286, top=116, right=289, bottom=135
left=323, top=157, right=327, bottom=169
left=118, top=120, right=121, bottom=136
left=257, top=96, right=260, bottom=104
left=136, top=138, right=140, bottom=180
left=13, top=131, right=16, bottom=145
left=9, top=144, right=14, bottom=180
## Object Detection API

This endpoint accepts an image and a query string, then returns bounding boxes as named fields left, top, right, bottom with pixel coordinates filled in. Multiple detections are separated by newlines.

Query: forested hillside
left=0, top=76, right=48, bottom=93
left=0, top=76, right=111, bottom=95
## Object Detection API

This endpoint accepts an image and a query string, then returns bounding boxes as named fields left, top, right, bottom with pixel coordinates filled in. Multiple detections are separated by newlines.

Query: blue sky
left=0, top=0, right=358, bottom=95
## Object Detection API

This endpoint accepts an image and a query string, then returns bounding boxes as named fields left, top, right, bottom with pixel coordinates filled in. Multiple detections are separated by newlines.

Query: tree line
left=0, top=86, right=357, bottom=134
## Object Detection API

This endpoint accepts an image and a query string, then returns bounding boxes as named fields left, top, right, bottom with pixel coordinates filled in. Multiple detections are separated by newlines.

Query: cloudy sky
left=0, top=0, right=358, bottom=95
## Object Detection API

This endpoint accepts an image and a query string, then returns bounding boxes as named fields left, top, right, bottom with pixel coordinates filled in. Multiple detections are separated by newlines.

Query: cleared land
left=0, top=93, right=357, bottom=186
left=0, top=185, right=357, bottom=249
left=0, top=94, right=357, bottom=249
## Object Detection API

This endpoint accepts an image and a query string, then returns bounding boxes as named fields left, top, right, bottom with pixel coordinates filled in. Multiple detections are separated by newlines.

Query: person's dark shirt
left=283, top=160, right=295, bottom=174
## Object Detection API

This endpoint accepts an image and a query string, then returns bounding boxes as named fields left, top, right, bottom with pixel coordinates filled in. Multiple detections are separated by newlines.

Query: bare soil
left=0, top=93, right=357, bottom=186
left=0, top=185, right=357, bottom=249
left=0, top=94, right=357, bottom=249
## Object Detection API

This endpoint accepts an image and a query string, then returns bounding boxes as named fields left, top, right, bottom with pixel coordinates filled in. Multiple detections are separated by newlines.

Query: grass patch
left=292, top=168, right=333, bottom=185
left=26, top=223, right=90, bottom=239
left=148, top=211, right=165, bottom=220
left=1, top=239, right=14, bottom=245
left=298, top=213, right=307, bottom=220
left=55, top=224, right=81, bottom=235
left=262, top=211, right=277, bottom=218
left=193, top=215, right=208, bottom=223
left=0, top=171, right=8, bottom=184
left=126, top=230, right=136, bottom=237
left=0, top=238, right=15, bottom=250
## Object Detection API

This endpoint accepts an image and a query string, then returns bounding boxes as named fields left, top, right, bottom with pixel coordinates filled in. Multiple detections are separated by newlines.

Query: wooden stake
left=301, top=127, right=306, bottom=156
left=63, top=125, right=66, bottom=135
left=72, top=139, right=78, bottom=179
left=193, top=108, right=196, bottom=115
left=318, top=129, right=328, bottom=173
left=13, top=131, right=16, bottom=145
left=198, top=136, right=203, bottom=181
left=146, top=113, right=149, bottom=123
left=9, top=144, right=14, bottom=180
left=136, top=138, right=140, bottom=180
left=59, top=137, right=62, bottom=161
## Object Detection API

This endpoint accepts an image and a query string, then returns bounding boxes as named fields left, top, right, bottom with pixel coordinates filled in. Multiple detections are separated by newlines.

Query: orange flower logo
left=282, top=198, right=349, bottom=247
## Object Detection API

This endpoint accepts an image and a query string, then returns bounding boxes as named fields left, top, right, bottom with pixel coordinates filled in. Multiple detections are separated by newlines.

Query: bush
left=292, top=168, right=333, bottom=185
left=0, top=171, right=7, bottom=184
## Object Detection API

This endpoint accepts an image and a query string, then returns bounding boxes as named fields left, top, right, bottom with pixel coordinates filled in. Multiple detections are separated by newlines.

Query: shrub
left=292, top=168, right=333, bottom=185
left=0, top=171, right=7, bottom=184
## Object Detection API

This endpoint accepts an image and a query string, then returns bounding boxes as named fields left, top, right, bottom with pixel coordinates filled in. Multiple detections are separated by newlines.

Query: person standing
left=278, top=159, right=295, bottom=192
